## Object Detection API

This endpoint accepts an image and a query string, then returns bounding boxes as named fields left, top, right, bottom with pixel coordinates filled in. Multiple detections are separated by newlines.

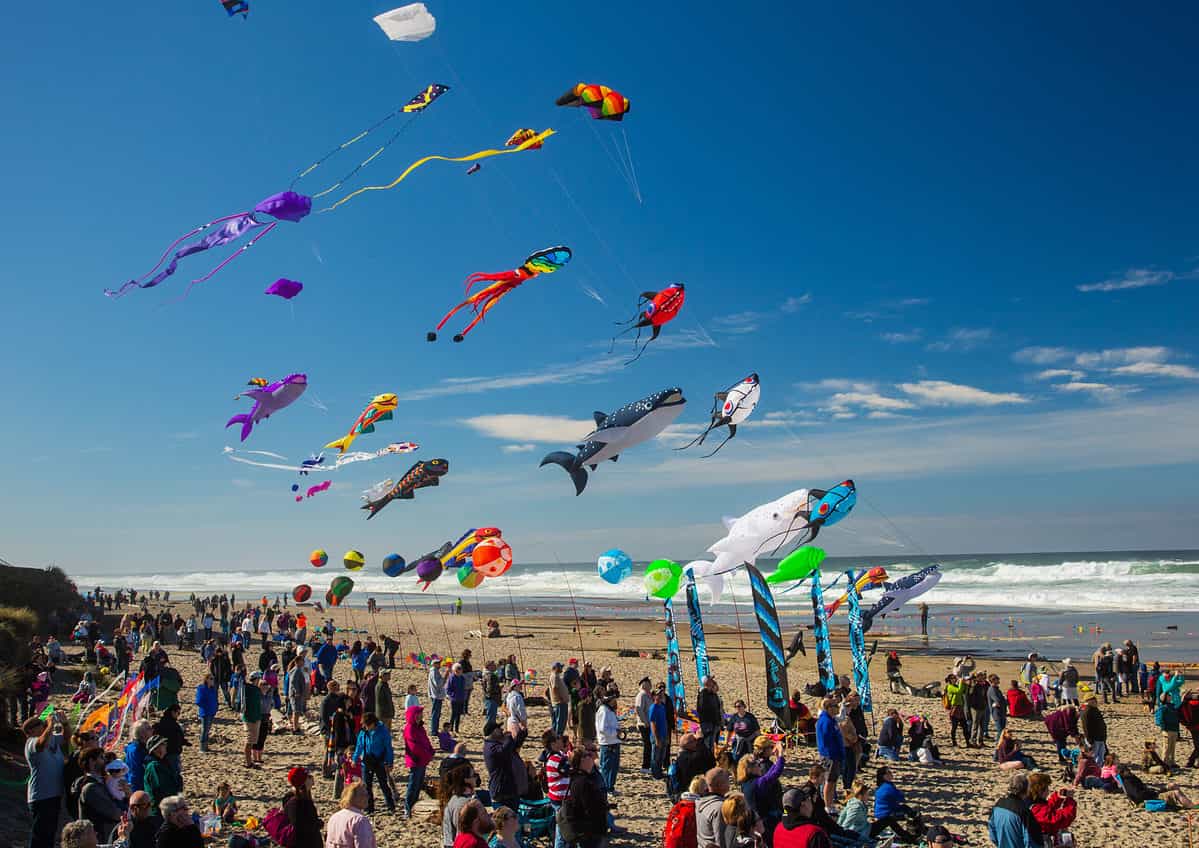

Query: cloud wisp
left=1077, top=267, right=1196, bottom=293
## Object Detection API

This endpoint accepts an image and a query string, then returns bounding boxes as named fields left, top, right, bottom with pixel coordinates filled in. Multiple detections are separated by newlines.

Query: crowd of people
left=22, top=591, right=1199, bottom=848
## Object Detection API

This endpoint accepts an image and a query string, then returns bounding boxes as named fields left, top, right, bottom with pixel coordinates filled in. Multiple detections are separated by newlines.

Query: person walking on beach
left=352, top=713, right=396, bottom=815
left=402, top=705, right=434, bottom=819
left=193, top=674, right=218, bottom=753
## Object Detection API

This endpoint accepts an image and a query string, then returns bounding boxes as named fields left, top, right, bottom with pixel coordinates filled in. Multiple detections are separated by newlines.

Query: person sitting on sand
left=871, top=765, right=926, bottom=843
left=211, top=781, right=238, bottom=823
left=438, top=723, right=457, bottom=753
left=1005, top=680, right=1034, bottom=719
left=877, top=708, right=903, bottom=761
left=995, top=728, right=1037, bottom=770
left=987, top=773, right=1040, bottom=848
left=1143, top=739, right=1169, bottom=774
left=836, top=780, right=871, bottom=842
left=907, top=715, right=941, bottom=763
left=1163, top=782, right=1197, bottom=811
left=1027, top=772, right=1076, bottom=843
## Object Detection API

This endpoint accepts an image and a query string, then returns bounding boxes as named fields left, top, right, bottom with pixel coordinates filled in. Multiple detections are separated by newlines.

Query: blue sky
left=2, top=1, right=1197, bottom=574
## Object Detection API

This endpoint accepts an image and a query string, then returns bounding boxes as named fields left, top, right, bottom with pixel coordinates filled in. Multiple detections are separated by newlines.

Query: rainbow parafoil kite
left=556, top=83, right=630, bottom=121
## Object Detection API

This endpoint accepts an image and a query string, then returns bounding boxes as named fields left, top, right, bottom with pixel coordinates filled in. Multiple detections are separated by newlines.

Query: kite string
left=503, top=578, right=525, bottom=673
left=428, top=585, right=454, bottom=658
left=728, top=572, right=753, bottom=709
left=620, top=127, right=643, bottom=204
left=555, top=556, right=587, bottom=664
left=473, top=593, right=486, bottom=666
left=394, top=592, right=423, bottom=657
left=309, top=116, right=421, bottom=199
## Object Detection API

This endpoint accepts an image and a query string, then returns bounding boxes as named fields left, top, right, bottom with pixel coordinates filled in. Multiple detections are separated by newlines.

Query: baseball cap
left=287, top=766, right=310, bottom=788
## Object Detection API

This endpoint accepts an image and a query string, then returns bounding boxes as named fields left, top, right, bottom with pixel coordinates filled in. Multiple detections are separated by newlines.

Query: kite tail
left=539, top=451, right=588, bottom=496
left=106, top=212, right=250, bottom=297
left=224, top=413, right=253, bottom=443
left=699, top=433, right=734, bottom=458
left=177, top=221, right=277, bottom=301
left=324, top=434, right=354, bottom=453
left=464, top=271, right=516, bottom=294
left=673, top=425, right=713, bottom=452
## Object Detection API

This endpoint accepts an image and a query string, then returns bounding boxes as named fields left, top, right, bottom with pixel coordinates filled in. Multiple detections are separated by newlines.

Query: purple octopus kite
left=226, top=373, right=308, bottom=442
left=105, top=191, right=312, bottom=299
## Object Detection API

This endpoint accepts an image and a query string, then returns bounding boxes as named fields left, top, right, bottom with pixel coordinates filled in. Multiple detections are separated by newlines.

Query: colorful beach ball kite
left=292, top=584, right=312, bottom=603
left=327, top=575, right=354, bottom=606
left=644, top=558, right=682, bottom=600
left=382, top=553, right=407, bottom=577
left=457, top=562, right=485, bottom=589
left=343, top=550, right=365, bottom=571
left=310, top=549, right=328, bottom=568
left=471, top=537, right=513, bottom=578
left=597, top=549, right=633, bottom=585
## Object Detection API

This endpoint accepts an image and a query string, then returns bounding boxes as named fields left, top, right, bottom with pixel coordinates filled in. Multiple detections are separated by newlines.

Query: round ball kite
left=382, top=553, right=407, bottom=578
left=343, top=550, right=365, bottom=571
left=644, top=558, right=682, bottom=600
left=292, top=584, right=312, bottom=604
left=597, top=549, right=633, bottom=585
left=327, top=575, right=354, bottom=606
left=457, top=562, right=485, bottom=589
left=415, top=557, right=443, bottom=588
left=471, top=537, right=513, bottom=578
left=310, top=549, right=328, bottom=568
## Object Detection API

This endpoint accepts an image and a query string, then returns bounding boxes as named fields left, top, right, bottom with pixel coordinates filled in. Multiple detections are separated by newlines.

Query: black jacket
left=1082, top=705, right=1107, bottom=742
left=76, top=774, right=125, bottom=840
left=697, top=689, right=722, bottom=725
left=154, top=714, right=189, bottom=756
left=156, top=822, right=204, bottom=848
left=565, top=769, right=608, bottom=839
left=283, top=792, right=323, bottom=848
left=483, top=728, right=528, bottom=802
left=674, top=745, right=716, bottom=795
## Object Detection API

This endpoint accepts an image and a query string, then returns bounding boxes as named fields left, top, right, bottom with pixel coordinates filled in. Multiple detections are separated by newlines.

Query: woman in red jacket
left=403, top=705, right=435, bottom=818
left=1006, top=681, right=1034, bottom=718
left=1027, top=772, right=1077, bottom=841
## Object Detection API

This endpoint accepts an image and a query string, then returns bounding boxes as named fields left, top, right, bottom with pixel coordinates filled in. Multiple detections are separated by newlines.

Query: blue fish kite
left=808, top=479, right=856, bottom=533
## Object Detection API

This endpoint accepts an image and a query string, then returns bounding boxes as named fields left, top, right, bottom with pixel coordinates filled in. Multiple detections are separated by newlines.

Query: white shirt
left=241, top=618, right=253, bottom=634
left=596, top=703, right=620, bottom=746
left=505, top=690, right=527, bottom=725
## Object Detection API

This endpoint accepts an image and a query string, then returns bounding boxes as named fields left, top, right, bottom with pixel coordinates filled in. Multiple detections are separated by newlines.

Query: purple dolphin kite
left=105, top=191, right=312, bottom=299
left=265, top=278, right=303, bottom=299
left=225, top=373, right=308, bottom=442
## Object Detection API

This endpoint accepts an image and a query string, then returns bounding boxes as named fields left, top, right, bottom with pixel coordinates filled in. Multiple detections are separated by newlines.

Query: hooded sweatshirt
left=402, top=705, right=434, bottom=769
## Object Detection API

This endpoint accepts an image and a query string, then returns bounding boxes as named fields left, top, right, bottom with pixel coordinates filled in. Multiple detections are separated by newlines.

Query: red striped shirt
left=545, top=751, right=569, bottom=802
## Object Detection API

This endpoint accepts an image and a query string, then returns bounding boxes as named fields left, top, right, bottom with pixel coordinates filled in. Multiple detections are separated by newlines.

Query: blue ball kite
left=597, top=549, right=633, bottom=585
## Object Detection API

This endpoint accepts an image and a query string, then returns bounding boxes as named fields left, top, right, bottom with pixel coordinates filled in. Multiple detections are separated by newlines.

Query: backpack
left=1180, top=695, right=1199, bottom=729
left=262, top=807, right=295, bottom=848
left=663, top=799, right=697, bottom=848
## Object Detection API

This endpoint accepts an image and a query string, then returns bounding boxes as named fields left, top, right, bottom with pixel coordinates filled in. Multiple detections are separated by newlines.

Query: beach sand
left=96, top=601, right=1198, bottom=847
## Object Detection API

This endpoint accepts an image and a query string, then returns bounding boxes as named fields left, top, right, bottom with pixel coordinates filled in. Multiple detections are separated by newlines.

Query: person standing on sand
left=1081, top=696, right=1108, bottom=765
left=283, top=767, right=324, bottom=848
left=325, top=781, right=377, bottom=848
left=428, top=659, right=448, bottom=735
left=919, top=603, right=929, bottom=636
left=240, top=671, right=263, bottom=768
left=549, top=662, right=571, bottom=737
left=595, top=692, right=621, bottom=793
left=403, top=705, right=435, bottom=819
left=815, top=698, right=844, bottom=812
left=24, top=711, right=70, bottom=848
left=376, top=669, right=395, bottom=731
left=696, top=676, right=723, bottom=753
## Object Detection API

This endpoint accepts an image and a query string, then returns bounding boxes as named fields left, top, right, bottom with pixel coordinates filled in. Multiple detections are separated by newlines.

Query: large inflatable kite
left=677, top=373, right=760, bottom=457
left=225, top=374, right=308, bottom=442
left=540, top=387, right=686, bottom=495
left=861, top=566, right=942, bottom=633
left=427, top=247, right=572, bottom=342
left=361, top=458, right=449, bottom=519
left=611, top=284, right=685, bottom=364
left=373, top=3, right=436, bottom=41
left=326, top=394, right=398, bottom=453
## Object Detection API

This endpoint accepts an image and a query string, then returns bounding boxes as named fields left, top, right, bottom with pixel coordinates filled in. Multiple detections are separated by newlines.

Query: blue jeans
left=841, top=748, right=858, bottom=790
left=1091, top=740, right=1107, bottom=766
left=405, top=764, right=426, bottom=814
left=430, top=699, right=444, bottom=736
left=550, top=801, right=567, bottom=848
left=599, top=743, right=620, bottom=791
left=651, top=737, right=666, bottom=780
left=484, top=698, right=499, bottom=727
left=877, top=745, right=900, bottom=761
left=551, top=703, right=568, bottom=736
left=991, top=707, right=1006, bottom=737
left=200, top=715, right=213, bottom=751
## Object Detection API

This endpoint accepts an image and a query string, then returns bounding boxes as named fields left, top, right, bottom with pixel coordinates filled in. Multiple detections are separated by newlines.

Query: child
left=212, top=781, right=239, bottom=823
left=438, top=723, right=457, bottom=753
left=404, top=684, right=420, bottom=710
left=71, top=672, right=97, bottom=704
left=1029, top=676, right=1047, bottom=714
left=105, top=760, right=130, bottom=802
left=1143, top=740, right=1168, bottom=774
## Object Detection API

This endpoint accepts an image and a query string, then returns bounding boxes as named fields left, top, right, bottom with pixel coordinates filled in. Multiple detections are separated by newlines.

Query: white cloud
left=866, top=410, right=906, bottom=420
left=825, top=391, right=917, bottom=413
left=402, top=357, right=623, bottom=401
left=926, top=328, right=993, bottom=353
left=880, top=330, right=922, bottom=343
left=898, top=380, right=1029, bottom=406
left=501, top=444, right=537, bottom=453
left=710, top=311, right=762, bottom=334
left=800, top=379, right=877, bottom=393
left=780, top=294, right=812, bottom=313
left=1073, top=346, right=1171, bottom=367
left=1053, top=382, right=1137, bottom=402
left=1111, top=362, right=1199, bottom=380
left=460, top=414, right=594, bottom=443
left=1077, top=268, right=1178, bottom=292
left=1013, top=346, right=1075, bottom=365
left=1033, top=369, right=1086, bottom=381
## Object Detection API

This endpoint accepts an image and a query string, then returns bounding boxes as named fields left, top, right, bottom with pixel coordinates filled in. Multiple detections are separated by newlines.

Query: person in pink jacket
left=402, top=705, right=434, bottom=818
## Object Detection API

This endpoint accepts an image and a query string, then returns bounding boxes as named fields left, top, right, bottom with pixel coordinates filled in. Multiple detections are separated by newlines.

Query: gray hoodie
left=695, top=792, right=727, bottom=848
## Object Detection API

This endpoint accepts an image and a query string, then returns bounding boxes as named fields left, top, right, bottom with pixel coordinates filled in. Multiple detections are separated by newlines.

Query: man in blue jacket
left=352, top=712, right=396, bottom=814
left=315, top=635, right=339, bottom=693
left=815, top=698, right=844, bottom=811
left=987, top=773, right=1038, bottom=848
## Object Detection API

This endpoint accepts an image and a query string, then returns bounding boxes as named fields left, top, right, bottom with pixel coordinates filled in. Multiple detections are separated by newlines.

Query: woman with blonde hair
left=721, top=791, right=764, bottom=847
left=490, top=806, right=520, bottom=848
left=837, top=780, right=871, bottom=841
left=324, top=781, right=375, bottom=848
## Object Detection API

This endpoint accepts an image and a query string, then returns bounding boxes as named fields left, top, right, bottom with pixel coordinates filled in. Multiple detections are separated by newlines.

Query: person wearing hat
left=142, top=735, right=182, bottom=818
left=773, top=785, right=829, bottom=848
left=428, top=657, right=448, bottom=737
left=563, top=658, right=581, bottom=690
left=595, top=691, right=621, bottom=794
left=505, top=677, right=528, bottom=728
left=482, top=660, right=502, bottom=729
left=240, top=670, right=264, bottom=769
left=1059, top=658, right=1080, bottom=706
left=548, top=662, right=571, bottom=737
left=23, top=709, right=71, bottom=848
left=376, top=668, right=396, bottom=731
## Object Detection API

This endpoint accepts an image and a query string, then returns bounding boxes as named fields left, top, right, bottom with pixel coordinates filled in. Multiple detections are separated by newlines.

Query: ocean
left=76, top=551, right=1199, bottom=661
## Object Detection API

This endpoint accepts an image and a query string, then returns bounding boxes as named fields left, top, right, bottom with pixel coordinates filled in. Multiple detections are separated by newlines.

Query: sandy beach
left=65, top=598, right=1199, bottom=848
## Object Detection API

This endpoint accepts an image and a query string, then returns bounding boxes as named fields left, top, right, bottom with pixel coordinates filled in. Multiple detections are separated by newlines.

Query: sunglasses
left=131, top=802, right=151, bottom=808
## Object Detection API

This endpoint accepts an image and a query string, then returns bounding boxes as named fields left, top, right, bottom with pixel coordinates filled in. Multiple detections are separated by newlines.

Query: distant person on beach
left=918, top=602, right=929, bottom=636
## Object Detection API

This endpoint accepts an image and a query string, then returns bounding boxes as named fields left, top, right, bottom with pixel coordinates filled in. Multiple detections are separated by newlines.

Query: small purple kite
left=265, top=278, right=304, bottom=299
left=226, top=373, right=308, bottom=442
left=105, top=191, right=312, bottom=299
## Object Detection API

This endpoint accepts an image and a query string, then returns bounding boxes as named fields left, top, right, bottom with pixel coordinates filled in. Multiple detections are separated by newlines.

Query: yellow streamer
left=320, top=129, right=555, bottom=213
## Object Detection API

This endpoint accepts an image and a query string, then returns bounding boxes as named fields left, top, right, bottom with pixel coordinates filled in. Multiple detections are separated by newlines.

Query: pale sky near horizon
left=1, top=1, right=1197, bottom=574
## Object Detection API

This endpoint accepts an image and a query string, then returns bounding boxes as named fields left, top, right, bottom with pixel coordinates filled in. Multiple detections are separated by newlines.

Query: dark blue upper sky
left=2, top=1, right=1196, bottom=571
